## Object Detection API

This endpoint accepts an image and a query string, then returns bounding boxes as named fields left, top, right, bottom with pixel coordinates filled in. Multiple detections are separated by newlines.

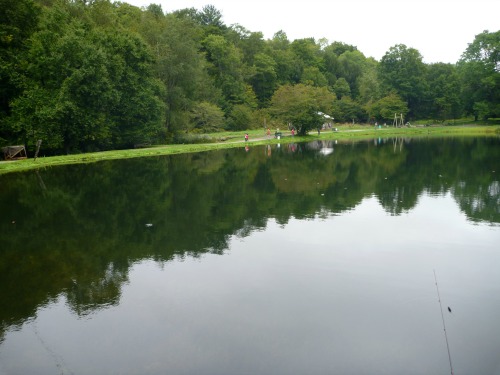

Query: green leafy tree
left=357, top=58, right=381, bottom=105
left=197, top=4, right=225, bottom=29
left=182, top=4, right=228, bottom=38
left=113, top=2, right=143, bottom=31
left=367, top=93, right=408, bottom=123
left=425, top=63, right=463, bottom=121
left=140, top=12, right=216, bottom=134
left=145, top=3, right=164, bottom=18
left=189, top=101, right=225, bottom=132
left=227, top=104, right=256, bottom=130
left=378, top=44, right=428, bottom=119
left=322, top=47, right=339, bottom=87
left=249, top=52, right=277, bottom=107
left=458, top=30, right=500, bottom=120
left=270, top=83, right=336, bottom=135
left=227, top=25, right=265, bottom=66
left=332, top=96, right=365, bottom=123
left=322, top=42, right=358, bottom=88
left=11, top=16, right=116, bottom=151
left=300, top=66, right=328, bottom=87
left=203, top=34, right=248, bottom=108
left=290, top=38, right=322, bottom=69
left=11, top=2, right=164, bottom=152
left=337, top=50, right=366, bottom=98
left=326, top=41, right=357, bottom=56
left=0, top=0, right=40, bottom=142
left=290, top=37, right=323, bottom=84
left=472, top=101, right=491, bottom=121
left=104, top=31, right=165, bottom=148
left=267, top=31, right=300, bottom=85
left=333, top=77, right=351, bottom=99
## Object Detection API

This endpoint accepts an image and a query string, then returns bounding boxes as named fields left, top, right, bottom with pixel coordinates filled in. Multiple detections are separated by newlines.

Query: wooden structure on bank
left=393, top=113, right=404, bottom=127
left=2, top=145, right=27, bottom=160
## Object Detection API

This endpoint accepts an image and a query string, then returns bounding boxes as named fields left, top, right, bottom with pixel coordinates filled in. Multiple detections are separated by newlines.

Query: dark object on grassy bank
left=2, top=145, right=27, bottom=161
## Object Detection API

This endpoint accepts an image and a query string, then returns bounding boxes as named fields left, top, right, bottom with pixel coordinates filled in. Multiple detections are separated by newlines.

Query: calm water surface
left=0, top=137, right=499, bottom=375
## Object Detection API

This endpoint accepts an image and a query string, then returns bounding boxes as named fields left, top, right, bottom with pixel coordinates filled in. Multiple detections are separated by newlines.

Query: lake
left=0, top=137, right=499, bottom=375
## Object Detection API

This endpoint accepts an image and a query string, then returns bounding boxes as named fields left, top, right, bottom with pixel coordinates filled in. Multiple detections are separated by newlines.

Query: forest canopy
left=0, top=0, right=499, bottom=153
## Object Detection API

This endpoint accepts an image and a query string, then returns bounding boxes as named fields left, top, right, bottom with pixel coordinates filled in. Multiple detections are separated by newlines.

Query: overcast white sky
left=123, top=0, right=499, bottom=64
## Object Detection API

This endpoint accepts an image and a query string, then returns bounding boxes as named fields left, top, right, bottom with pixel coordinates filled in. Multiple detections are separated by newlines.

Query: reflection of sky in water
left=1, top=194, right=499, bottom=375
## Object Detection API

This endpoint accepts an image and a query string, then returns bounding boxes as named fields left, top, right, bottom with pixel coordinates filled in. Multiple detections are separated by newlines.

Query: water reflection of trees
left=453, top=180, right=500, bottom=223
left=0, top=137, right=498, bottom=336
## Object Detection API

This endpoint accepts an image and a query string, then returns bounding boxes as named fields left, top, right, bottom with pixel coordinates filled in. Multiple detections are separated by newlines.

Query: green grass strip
left=1, top=125, right=498, bottom=175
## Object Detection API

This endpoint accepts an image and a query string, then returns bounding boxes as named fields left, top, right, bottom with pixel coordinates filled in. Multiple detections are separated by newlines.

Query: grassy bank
left=1, top=125, right=499, bottom=176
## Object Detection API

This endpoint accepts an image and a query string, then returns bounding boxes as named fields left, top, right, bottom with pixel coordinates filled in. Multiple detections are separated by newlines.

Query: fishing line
left=433, top=270, right=454, bottom=375
left=33, top=319, right=74, bottom=375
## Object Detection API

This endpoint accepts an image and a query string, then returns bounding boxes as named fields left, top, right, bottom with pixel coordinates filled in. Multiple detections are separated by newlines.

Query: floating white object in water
left=145, top=223, right=153, bottom=227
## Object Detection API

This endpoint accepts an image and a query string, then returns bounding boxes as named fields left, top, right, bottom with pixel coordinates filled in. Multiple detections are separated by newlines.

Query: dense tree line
left=1, top=0, right=499, bottom=153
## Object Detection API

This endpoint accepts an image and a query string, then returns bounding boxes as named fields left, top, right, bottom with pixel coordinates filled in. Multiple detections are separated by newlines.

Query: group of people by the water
left=245, top=127, right=298, bottom=143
